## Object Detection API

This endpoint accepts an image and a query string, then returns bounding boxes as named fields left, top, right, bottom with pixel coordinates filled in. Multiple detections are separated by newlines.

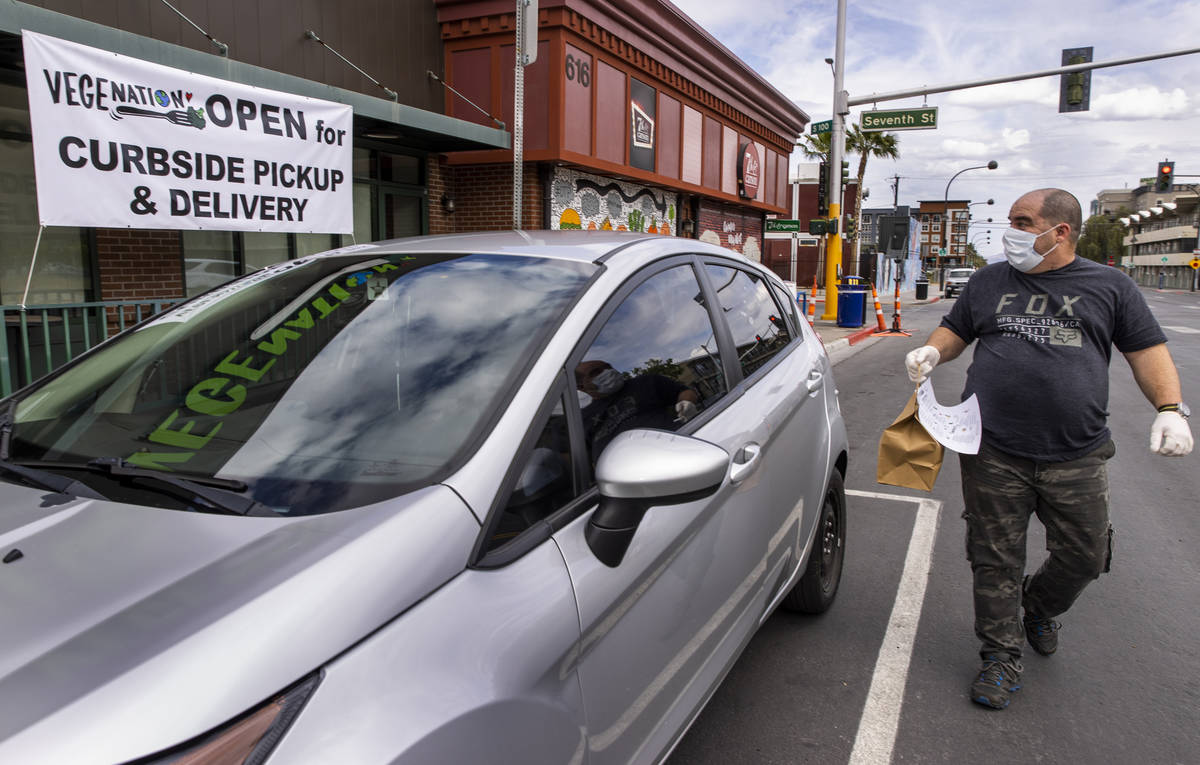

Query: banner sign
left=23, top=31, right=353, bottom=233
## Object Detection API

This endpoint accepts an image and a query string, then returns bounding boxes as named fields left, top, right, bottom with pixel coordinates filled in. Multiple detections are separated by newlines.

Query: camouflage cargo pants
left=959, top=439, right=1116, bottom=660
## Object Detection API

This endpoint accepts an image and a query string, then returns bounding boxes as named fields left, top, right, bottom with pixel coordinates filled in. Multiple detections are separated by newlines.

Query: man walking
left=903, top=188, right=1193, bottom=709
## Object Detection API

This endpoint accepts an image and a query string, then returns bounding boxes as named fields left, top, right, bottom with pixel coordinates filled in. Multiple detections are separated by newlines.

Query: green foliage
left=630, top=357, right=683, bottom=380
left=1077, top=209, right=1130, bottom=264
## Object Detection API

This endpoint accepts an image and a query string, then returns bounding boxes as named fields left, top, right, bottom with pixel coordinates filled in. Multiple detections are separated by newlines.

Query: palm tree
left=845, top=125, right=900, bottom=262
left=797, top=132, right=833, bottom=162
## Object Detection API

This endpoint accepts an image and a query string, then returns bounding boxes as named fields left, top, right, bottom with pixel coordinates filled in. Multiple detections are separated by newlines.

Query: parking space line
left=845, top=491, right=942, bottom=765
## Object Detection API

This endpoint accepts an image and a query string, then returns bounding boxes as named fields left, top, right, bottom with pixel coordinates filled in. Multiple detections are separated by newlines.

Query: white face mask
left=1001, top=225, right=1059, bottom=272
left=591, top=367, right=625, bottom=396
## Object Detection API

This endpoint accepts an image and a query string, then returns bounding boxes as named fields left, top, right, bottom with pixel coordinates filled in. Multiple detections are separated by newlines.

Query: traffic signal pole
left=821, top=0, right=848, bottom=321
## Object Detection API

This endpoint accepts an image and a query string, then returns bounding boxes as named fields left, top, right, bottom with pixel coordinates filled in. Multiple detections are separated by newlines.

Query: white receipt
left=916, top=379, right=982, bottom=454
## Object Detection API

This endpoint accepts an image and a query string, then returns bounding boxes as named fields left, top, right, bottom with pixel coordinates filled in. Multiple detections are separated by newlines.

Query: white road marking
left=1161, top=325, right=1200, bottom=334
left=845, top=490, right=943, bottom=765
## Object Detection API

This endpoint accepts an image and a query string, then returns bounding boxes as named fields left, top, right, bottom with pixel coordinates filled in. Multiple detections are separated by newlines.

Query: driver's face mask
left=591, top=367, right=624, bottom=396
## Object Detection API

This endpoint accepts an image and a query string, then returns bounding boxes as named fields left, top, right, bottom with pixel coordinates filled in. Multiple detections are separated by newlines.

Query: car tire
left=782, top=470, right=846, bottom=614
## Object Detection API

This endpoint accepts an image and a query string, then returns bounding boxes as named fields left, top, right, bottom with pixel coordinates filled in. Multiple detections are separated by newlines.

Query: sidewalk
left=798, top=287, right=942, bottom=354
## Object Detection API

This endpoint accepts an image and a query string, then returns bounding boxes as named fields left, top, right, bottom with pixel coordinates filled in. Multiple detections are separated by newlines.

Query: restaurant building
left=0, top=0, right=808, bottom=392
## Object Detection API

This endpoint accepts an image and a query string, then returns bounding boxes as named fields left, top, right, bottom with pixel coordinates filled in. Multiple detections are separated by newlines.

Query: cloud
left=940, top=139, right=990, bottom=158
left=1001, top=128, right=1031, bottom=150
left=1081, top=87, right=1191, bottom=121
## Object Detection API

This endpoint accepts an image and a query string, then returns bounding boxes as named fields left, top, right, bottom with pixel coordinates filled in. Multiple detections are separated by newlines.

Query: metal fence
left=0, top=300, right=177, bottom=397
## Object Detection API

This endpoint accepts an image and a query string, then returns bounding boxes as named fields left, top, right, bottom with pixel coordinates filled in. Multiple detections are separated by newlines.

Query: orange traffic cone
left=870, top=282, right=887, bottom=332
left=807, top=277, right=817, bottom=323
left=873, top=279, right=913, bottom=336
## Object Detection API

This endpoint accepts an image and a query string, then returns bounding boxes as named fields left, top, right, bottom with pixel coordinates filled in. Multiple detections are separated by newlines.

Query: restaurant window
left=182, top=230, right=342, bottom=296
left=351, top=147, right=426, bottom=243
left=0, top=81, right=94, bottom=305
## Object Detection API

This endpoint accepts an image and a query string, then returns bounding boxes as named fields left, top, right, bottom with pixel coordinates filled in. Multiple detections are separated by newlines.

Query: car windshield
left=949, top=269, right=974, bottom=278
left=7, top=251, right=596, bottom=515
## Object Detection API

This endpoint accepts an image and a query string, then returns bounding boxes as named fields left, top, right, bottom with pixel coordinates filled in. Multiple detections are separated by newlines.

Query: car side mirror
left=585, top=430, right=729, bottom=567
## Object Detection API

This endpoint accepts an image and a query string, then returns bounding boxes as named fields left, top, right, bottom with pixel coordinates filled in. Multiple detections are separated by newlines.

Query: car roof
left=312, top=230, right=669, bottom=265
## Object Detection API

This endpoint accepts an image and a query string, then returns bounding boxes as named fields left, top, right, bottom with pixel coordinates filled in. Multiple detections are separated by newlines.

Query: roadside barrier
left=873, top=279, right=912, bottom=337
left=869, top=282, right=887, bottom=332
left=808, top=277, right=817, bottom=323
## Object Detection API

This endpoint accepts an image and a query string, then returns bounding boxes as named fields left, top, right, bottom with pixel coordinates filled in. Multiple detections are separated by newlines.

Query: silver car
left=0, top=231, right=848, bottom=764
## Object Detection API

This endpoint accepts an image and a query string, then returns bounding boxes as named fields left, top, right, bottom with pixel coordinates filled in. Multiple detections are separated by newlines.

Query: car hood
left=0, top=481, right=479, bottom=763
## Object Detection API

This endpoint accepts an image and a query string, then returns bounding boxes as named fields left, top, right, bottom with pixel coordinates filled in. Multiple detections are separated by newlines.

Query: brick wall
left=443, top=162, right=543, bottom=232
left=95, top=229, right=183, bottom=301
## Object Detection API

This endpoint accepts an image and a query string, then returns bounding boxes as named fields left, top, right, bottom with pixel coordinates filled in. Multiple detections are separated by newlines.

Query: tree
left=796, top=132, right=832, bottom=162
left=1076, top=208, right=1130, bottom=265
left=845, top=125, right=900, bottom=264
left=964, top=243, right=985, bottom=269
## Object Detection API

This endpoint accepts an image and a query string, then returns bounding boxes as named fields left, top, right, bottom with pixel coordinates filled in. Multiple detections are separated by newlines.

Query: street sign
left=1190, top=257, right=1200, bottom=270
left=810, top=119, right=832, bottom=135
left=939, top=247, right=947, bottom=256
left=1161, top=256, right=1169, bottom=263
left=861, top=107, right=938, bottom=132
left=765, top=218, right=803, bottom=233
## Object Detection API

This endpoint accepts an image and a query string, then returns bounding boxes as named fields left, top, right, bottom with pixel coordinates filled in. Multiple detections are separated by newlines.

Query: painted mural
left=550, top=168, right=677, bottom=235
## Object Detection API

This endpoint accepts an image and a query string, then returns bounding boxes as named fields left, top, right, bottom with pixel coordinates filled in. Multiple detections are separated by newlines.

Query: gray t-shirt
left=939, top=257, right=1166, bottom=461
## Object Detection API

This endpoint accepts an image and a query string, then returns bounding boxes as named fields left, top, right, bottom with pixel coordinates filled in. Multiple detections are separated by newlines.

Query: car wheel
left=944, top=290, right=951, bottom=298
left=782, top=471, right=846, bottom=614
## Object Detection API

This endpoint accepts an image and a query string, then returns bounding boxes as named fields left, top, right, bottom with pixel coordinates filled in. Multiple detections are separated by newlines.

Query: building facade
left=1096, top=183, right=1199, bottom=288
left=434, top=0, right=808, bottom=260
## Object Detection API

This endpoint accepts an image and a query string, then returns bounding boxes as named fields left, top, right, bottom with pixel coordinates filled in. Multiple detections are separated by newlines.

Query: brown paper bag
left=877, top=390, right=944, bottom=491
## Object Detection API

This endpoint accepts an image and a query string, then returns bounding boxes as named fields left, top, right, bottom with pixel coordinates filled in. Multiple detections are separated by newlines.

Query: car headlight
left=134, top=673, right=321, bottom=765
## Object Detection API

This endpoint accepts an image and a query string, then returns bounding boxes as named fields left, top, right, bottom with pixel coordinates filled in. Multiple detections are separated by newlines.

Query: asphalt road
left=671, top=285, right=1200, bottom=765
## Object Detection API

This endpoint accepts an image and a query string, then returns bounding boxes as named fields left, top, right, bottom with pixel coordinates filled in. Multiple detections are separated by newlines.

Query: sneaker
left=1024, top=613, right=1062, bottom=656
left=970, top=654, right=1022, bottom=709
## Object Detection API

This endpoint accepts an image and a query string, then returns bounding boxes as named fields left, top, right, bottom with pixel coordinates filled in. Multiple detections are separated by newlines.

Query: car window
left=9, top=252, right=596, bottom=516
left=576, top=264, right=727, bottom=468
left=768, top=280, right=803, bottom=337
left=705, top=264, right=793, bottom=379
left=487, top=387, right=577, bottom=552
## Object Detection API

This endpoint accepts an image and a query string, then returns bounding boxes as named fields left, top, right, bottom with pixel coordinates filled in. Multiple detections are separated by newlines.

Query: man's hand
left=905, top=345, right=941, bottom=383
left=1150, top=411, right=1193, bottom=456
left=674, top=399, right=698, bottom=423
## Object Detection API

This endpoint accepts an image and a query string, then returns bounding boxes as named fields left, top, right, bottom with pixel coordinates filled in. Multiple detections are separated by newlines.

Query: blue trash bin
left=836, top=276, right=867, bottom=328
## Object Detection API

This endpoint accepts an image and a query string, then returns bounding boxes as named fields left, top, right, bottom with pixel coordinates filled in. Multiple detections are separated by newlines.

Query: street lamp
left=941, top=161, right=998, bottom=275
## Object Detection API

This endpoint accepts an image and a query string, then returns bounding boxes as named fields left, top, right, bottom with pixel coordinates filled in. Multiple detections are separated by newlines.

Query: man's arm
left=1123, top=343, right=1192, bottom=456
left=1123, top=342, right=1182, bottom=407
left=925, top=326, right=969, bottom=364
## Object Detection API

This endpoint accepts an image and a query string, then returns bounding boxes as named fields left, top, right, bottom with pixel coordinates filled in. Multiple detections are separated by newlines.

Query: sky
left=669, top=0, right=1200, bottom=254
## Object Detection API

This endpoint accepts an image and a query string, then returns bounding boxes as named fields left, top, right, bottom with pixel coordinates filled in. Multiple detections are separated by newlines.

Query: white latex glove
left=1150, top=411, right=1193, bottom=456
left=674, top=399, right=698, bottom=423
left=904, top=345, right=941, bottom=383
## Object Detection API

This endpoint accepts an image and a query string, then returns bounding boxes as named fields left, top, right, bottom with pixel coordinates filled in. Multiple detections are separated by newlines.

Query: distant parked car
left=0, top=231, right=849, bottom=764
left=944, top=267, right=976, bottom=298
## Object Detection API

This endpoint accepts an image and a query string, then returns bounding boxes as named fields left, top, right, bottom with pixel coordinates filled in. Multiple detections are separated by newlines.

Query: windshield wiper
left=0, top=459, right=107, bottom=499
left=82, top=457, right=274, bottom=516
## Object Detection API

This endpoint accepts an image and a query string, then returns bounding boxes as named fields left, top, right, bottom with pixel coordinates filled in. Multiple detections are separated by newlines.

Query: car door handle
left=729, top=443, right=761, bottom=483
left=805, top=370, right=824, bottom=394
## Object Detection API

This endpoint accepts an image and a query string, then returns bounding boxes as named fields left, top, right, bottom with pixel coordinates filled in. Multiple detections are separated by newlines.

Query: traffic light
left=845, top=216, right=856, bottom=237
left=1058, top=47, right=1092, bottom=113
left=808, top=218, right=827, bottom=235
left=840, top=160, right=850, bottom=188
left=1156, top=161, right=1174, bottom=192
left=817, top=161, right=828, bottom=216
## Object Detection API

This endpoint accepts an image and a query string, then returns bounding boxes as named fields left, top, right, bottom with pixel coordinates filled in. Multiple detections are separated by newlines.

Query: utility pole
left=821, top=0, right=848, bottom=321
left=891, top=175, right=900, bottom=209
